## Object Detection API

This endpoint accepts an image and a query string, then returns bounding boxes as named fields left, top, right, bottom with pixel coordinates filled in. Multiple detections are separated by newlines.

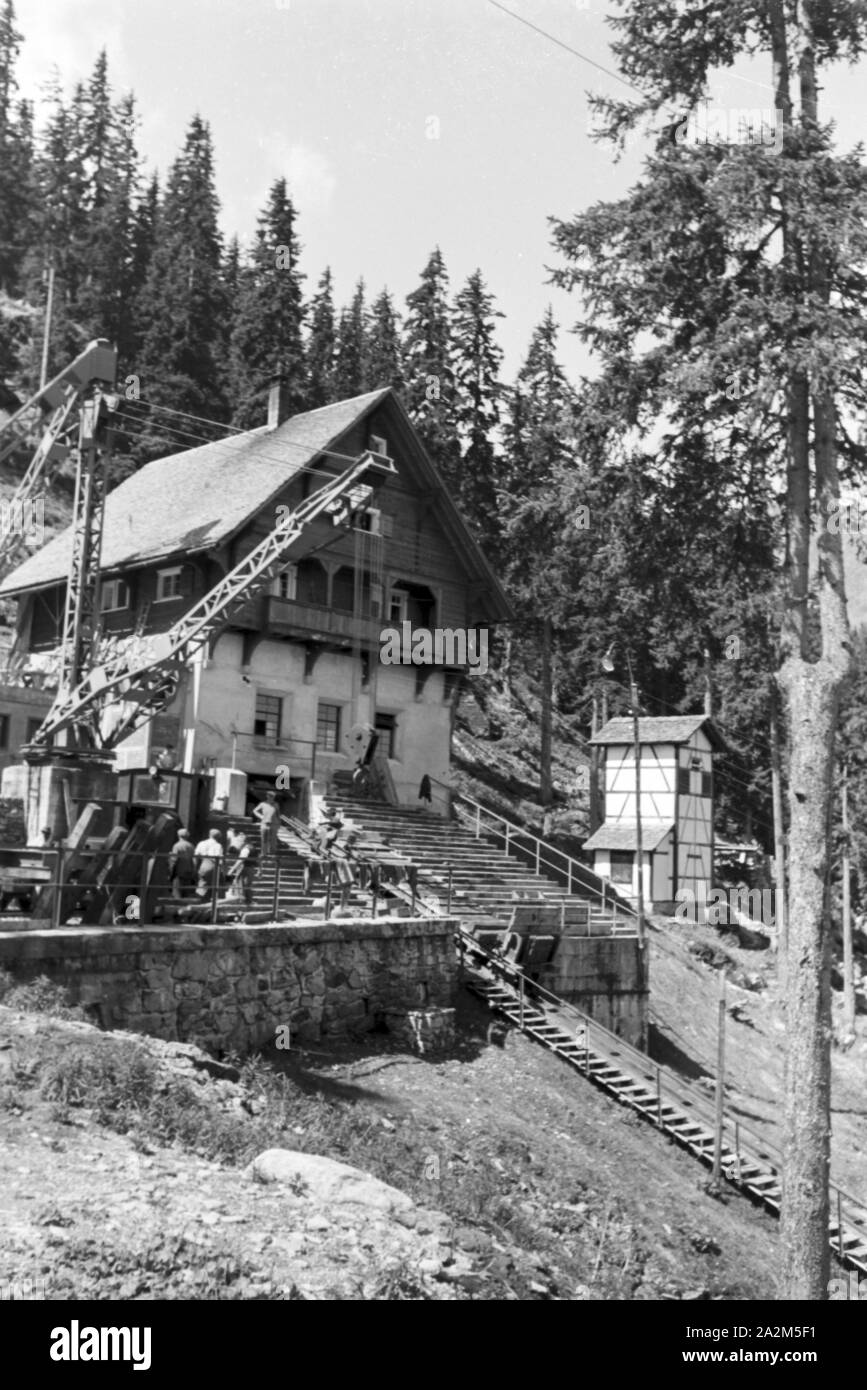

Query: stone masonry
left=0, top=917, right=458, bottom=1056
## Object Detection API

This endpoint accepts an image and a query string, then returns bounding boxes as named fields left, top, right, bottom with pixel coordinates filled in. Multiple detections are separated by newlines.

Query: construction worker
left=226, top=828, right=255, bottom=906
left=194, top=827, right=223, bottom=896
left=251, top=792, right=279, bottom=860
left=168, top=827, right=196, bottom=900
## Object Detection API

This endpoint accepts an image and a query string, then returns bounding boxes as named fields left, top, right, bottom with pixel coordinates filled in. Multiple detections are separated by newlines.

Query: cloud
left=15, top=0, right=129, bottom=106
left=255, top=136, right=336, bottom=215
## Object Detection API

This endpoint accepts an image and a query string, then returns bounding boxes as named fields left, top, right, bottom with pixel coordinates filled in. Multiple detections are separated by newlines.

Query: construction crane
left=0, top=339, right=117, bottom=585
left=29, top=448, right=397, bottom=754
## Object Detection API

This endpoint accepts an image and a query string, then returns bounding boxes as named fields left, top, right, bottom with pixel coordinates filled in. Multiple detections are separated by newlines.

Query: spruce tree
left=403, top=247, right=459, bottom=487
left=136, top=115, right=229, bottom=446
left=306, top=266, right=335, bottom=407
left=451, top=269, right=503, bottom=547
left=333, top=279, right=367, bottom=398
left=366, top=288, right=404, bottom=392
left=228, top=177, right=306, bottom=429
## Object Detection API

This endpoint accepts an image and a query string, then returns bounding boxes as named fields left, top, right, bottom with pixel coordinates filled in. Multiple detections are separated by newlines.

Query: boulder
left=244, top=1148, right=415, bottom=1214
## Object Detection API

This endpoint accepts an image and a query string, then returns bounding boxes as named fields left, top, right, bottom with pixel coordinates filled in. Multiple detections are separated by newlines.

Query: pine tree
left=333, top=279, right=367, bottom=398
left=366, top=288, right=403, bottom=392
left=136, top=115, right=229, bottom=446
left=306, top=266, right=335, bottom=407
left=228, top=178, right=306, bottom=429
left=403, top=247, right=459, bottom=486
left=451, top=269, right=503, bottom=546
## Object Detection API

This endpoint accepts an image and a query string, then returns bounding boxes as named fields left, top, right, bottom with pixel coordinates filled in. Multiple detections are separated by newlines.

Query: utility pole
left=627, top=656, right=645, bottom=948
left=842, top=761, right=855, bottom=1039
left=40, top=262, right=55, bottom=391
left=703, top=645, right=713, bottom=719
left=712, top=971, right=726, bottom=1185
left=589, top=694, right=601, bottom=834
left=770, top=692, right=787, bottom=972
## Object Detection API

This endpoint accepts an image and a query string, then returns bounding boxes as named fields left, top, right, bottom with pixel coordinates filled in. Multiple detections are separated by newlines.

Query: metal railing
left=458, top=925, right=867, bottom=1265
left=452, top=791, right=638, bottom=932
left=0, top=845, right=264, bottom=929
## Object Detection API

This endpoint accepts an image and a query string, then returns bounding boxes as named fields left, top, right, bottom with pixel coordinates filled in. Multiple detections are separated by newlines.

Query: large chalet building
left=0, top=386, right=510, bottom=817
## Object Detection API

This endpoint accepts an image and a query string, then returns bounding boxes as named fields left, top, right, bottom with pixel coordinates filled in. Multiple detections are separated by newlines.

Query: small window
left=156, top=567, right=183, bottom=602
left=610, top=850, right=634, bottom=885
left=272, top=566, right=297, bottom=601
left=26, top=717, right=43, bottom=742
left=100, top=578, right=130, bottom=612
left=389, top=587, right=409, bottom=623
left=701, top=770, right=713, bottom=798
left=375, top=712, right=397, bottom=759
left=254, top=692, right=282, bottom=744
left=0, top=714, right=8, bottom=749
left=677, top=765, right=691, bottom=795
left=316, top=703, right=341, bottom=752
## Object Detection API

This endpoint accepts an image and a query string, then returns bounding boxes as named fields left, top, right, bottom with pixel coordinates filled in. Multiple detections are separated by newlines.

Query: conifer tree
left=136, top=115, right=229, bottom=445
left=228, top=178, right=306, bottom=429
left=333, top=279, right=367, bottom=398
left=366, top=287, right=404, bottom=392
left=451, top=269, right=503, bottom=546
left=306, top=266, right=335, bottom=407
left=403, top=247, right=459, bottom=486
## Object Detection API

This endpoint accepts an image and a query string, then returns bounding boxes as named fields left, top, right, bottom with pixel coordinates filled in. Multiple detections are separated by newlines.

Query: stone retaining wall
left=0, top=917, right=459, bottom=1056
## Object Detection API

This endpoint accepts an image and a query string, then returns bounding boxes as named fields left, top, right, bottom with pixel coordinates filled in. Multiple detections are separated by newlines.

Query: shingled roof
left=589, top=715, right=726, bottom=751
left=0, top=388, right=392, bottom=596
left=583, top=821, right=675, bottom=853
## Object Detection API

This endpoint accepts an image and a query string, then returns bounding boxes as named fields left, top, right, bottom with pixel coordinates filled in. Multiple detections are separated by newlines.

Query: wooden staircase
left=457, top=925, right=867, bottom=1276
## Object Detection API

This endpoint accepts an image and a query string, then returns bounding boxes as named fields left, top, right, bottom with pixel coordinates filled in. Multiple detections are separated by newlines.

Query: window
left=26, top=718, right=43, bottom=742
left=701, top=770, right=713, bottom=798
left=272, top=565, right=297, bottom=601
left=316, top=703, right=341, bottom=752
left=100, top=578, right=130, bottom=612
left=389, top=587, right=409, bottom=623
left=610, top=850, right=634, bottom=885
left=0, top=714, right=8, bottom=749
left=375, top=712, right=397, bottom=759
left=254, top=692, right=282, bottom=744
left=156, top=567, right=183, bottom=602
left=677, top=765, right=691, bottom=795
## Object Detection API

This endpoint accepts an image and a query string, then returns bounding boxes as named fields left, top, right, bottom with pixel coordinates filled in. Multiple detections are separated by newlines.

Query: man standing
left=168, top=827, right=196, bottom=900
left=193, top=827, right=223, bottom=897
left=226, top=828, right=255, bottom=907
left=251, top=792, right=280, bottom=860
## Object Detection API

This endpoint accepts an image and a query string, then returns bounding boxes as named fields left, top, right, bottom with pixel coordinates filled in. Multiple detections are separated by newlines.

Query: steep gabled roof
left=590, top=715, right=726, bottom=751
left=0, top=389, right=390, bottom=595
left=0, top=388, right=511, bottom=618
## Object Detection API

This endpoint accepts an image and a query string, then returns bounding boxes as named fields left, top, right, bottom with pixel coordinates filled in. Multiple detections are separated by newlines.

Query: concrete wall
left=538, top=935, right=649, bottom=1051
left=0, top=916, right=458, bottom=1056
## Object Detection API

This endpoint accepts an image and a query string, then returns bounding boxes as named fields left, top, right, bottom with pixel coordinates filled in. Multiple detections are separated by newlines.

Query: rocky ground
left=0, top=984, right=783, bottom=1301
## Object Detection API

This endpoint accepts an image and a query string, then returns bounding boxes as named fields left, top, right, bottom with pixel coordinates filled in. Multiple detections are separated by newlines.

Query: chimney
left=268, top=367, right=291, bottom=429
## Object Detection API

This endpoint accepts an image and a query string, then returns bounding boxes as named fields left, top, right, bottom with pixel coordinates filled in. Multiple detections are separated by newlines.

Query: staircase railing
left=458, top=925, right=867, bottom=1271
left=452, top=791, right=637, bottom=931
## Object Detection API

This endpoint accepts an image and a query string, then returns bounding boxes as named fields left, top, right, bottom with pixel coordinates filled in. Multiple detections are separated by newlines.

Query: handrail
left=457, top=925, right=867, bottom=1254
left=453, top=791, right=637, bottom=926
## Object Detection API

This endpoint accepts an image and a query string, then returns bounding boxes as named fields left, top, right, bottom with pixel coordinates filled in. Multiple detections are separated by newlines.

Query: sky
left=11, top=0, right=867, bottom=384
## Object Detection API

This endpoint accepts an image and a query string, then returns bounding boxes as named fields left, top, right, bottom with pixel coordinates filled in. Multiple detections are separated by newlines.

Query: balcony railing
left=232, top=594, right=382, bottom=646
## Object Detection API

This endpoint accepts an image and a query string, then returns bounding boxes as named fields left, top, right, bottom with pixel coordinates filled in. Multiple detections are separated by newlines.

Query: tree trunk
left=539, top=617, right=553, bottom=806
left=774, top=0, right=850, bottom=1300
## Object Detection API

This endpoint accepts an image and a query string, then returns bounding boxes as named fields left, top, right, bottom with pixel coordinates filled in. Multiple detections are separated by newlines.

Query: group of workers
left=167, top=791, right=281, bottom=909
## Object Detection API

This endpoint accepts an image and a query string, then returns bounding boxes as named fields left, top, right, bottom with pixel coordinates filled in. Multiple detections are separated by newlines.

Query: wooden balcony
left=231, top=594, right=381, bottom=648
